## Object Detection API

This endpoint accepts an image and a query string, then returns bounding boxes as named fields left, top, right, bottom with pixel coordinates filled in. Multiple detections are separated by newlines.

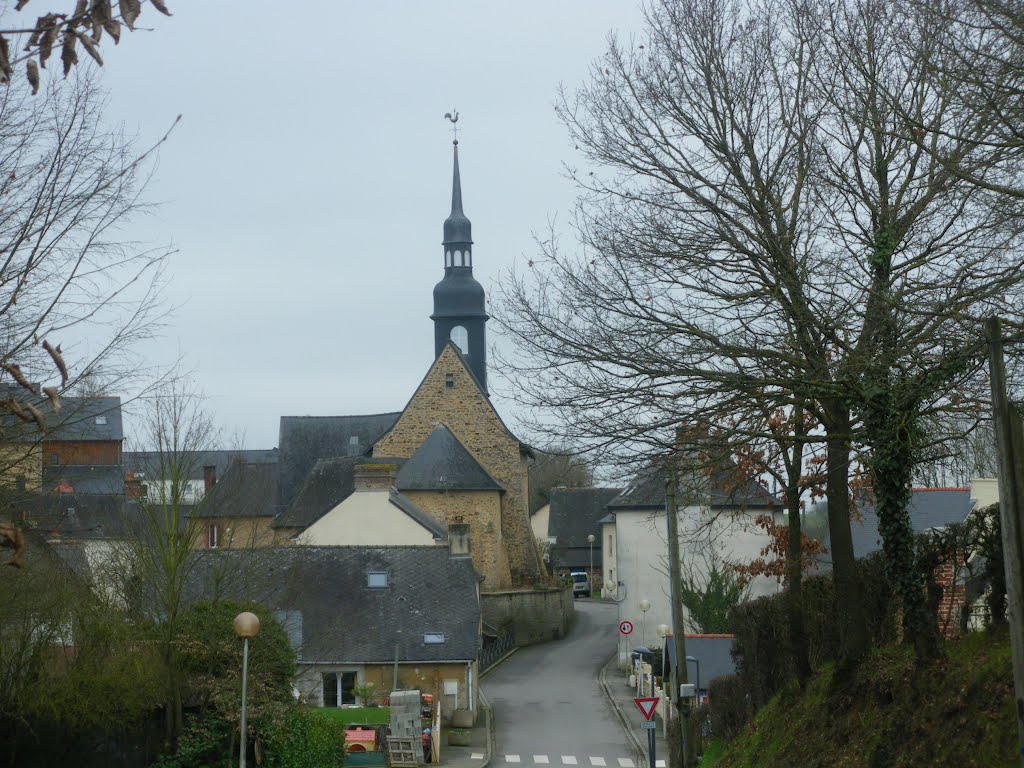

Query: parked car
left=570, top=571, right=590, bottom=598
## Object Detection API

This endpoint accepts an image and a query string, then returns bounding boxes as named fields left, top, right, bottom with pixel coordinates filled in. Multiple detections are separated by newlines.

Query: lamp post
left=686, top=655, right=701, bottom=707
left=587, top=534, right=595, bottom=596
left=234, top=611, right=261, bottom=768
left=639, top=598, right=651, bottom=647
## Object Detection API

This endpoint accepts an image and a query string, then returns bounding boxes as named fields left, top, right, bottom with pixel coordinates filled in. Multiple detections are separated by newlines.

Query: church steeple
left=432, top=128, right=489, bottom=393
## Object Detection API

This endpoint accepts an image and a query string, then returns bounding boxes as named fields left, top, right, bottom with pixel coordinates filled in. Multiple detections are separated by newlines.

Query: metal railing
left=479, top=632, right=515, bottom=672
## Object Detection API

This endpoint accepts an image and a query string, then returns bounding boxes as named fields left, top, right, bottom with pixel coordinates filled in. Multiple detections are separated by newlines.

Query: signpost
left=634, top=697, right=659, bottom=768
left=619, top=620, right=634, bottom=635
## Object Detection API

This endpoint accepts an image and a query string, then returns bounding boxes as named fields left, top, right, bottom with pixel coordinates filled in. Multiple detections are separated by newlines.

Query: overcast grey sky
left=91, top=2, right=647, bottom=448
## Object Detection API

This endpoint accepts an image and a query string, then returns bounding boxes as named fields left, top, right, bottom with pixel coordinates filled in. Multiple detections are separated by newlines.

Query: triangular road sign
left=633, top=697, right=659, bottom=721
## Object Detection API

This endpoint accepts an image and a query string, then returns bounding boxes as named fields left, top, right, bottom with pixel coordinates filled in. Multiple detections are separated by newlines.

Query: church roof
left=395, top=423, right=504, bottom=492
left=443, top=141, right=472, bottom=246
left=272, top=454, right=407, bottom=530
left=277, top=412, right=400, bottom=511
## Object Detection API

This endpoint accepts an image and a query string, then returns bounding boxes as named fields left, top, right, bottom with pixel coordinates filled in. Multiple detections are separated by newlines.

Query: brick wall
left=481, top=586, right=575, bottom=645
left=404, top=488, right=512, bottom=589
left=374, top=346, right=544, bottom=587
left=191, top=516, right=276, bottom=549
left=43, top=440, right=120, bottom=466
left=934, top=558, right=967, bottom=638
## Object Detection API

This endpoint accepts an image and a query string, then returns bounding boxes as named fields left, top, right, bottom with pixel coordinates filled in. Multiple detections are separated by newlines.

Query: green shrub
left=727, top=552, right=899, bottom=713
left=261, top=706, right=347, bottom=768
left=705, top=674, right=751, bottom=742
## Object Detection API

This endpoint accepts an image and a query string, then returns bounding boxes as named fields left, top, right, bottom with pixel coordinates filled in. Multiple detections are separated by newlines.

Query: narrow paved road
left=483, top=601, right=640, bottom=768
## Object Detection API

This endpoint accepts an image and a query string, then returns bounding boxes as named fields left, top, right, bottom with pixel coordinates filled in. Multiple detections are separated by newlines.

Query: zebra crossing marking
left=534, top=757, right=549, bottom=764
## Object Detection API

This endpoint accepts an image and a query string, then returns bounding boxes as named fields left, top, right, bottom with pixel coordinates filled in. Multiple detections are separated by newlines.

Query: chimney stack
left=353, top=463, right=397, bottom=491
left=203, top=465, right=217, bottom=492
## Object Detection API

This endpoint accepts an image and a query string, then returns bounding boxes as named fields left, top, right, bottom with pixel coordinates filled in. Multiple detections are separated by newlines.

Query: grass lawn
left=313, top=707, right=391, bottom=725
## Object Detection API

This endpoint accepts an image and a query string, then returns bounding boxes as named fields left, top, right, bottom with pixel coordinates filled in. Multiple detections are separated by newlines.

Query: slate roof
left=849, top=488, right=974, bottom=559
left=43, top=464, right=124, bottom=494
left=547, top=488, right=622, bottom=546
left=195, top=461, right=279, bottom=518
left=664, top=634, right=737, bottom=691
left=124, top=449, right=279, bottom=483
left=395, top=424, right=503, bottom=492
left=183, top=546, right=481, bottom=664
left=272, top=455, right=407, bottom=530
left=608, top=464, right=779, bottom=510
left=1, top=395, right=124, bottom=442
left=277, top=413, right=400, bottom=511
left=388, top=490, right=448, bottom=539
left=16, top=492, right=128, bottom=540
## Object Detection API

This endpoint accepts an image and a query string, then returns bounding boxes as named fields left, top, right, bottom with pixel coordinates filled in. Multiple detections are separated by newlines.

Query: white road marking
left=656, top=761, right=666, bottom=767
left=618, top=759, right=635, bottom=768
left=471, top=755, right=484, bottom=761
left=506, top=756, right=521, bottom=763
left=561, top=757, right=578, bottom=765
left=534, top=757, right=549, bottom=764
left=589, top=758, right=607, bottom=766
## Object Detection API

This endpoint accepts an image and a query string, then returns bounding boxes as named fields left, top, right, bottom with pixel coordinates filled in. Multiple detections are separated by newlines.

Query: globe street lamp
left=234, top=611, right=261, bottom=768
left=587, top=534, right=595, bottom=596
left=639, top=599, right=651, bottom=647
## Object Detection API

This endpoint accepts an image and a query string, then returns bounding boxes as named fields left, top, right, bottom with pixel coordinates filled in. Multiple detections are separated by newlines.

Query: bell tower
left=431, top=127, right=489, bottom=393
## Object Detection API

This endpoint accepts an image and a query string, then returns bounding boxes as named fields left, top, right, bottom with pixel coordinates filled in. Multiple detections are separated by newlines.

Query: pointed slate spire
left=443, top=142, right=473, bottom=247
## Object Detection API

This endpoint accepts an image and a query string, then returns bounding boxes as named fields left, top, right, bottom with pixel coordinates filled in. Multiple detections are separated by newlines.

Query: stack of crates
left=386, top=690, right=423, bottom=767
left=388, top=690, right=422, bottom=738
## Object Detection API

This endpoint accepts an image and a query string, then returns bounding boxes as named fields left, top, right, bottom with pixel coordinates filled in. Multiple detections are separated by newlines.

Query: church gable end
left=374, top=345, right=542, bottom=586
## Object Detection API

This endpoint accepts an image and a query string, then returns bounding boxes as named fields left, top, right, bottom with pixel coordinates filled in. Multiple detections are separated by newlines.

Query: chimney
left=203, top=465, right=217, bottom=492
left=353, top=463, right=397, bottom=491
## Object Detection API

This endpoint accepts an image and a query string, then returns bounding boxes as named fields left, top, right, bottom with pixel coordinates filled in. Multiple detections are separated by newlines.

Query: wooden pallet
left=385, top=736, right=421, bottom=767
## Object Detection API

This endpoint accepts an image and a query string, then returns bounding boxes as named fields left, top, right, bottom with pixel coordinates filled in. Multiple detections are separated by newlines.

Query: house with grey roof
left=543, top=487, right=622, bottom=590
left=184, top=545, right=483, bottom=719
left=662, top=633, right=738, bottom=702
left=609, top=462, right=781, bottom=663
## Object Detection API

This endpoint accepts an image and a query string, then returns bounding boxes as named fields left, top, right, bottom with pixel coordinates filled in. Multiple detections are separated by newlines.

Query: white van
left=570, top=571, right=590, bottom=598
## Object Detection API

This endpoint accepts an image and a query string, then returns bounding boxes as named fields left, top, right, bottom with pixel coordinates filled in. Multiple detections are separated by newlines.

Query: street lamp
left=686, top=655, right=701, bottom=707
left=587, top=534, right=595, bottom=596
left=639, top=599, right=651, bottom=647
left=234, top=611, right=261, bottom=768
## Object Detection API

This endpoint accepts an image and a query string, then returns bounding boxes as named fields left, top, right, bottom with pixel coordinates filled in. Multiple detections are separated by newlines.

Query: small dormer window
left=95, top=415, right=107, bottom=425
left=367, top=572, right=389, bottom=588
left=423, top=632, right=445, bottom=644
left=445, top=374, right=454, bottom=389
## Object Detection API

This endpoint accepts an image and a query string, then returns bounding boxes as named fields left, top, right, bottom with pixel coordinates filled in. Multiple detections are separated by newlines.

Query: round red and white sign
left=619, top=620, right=634, bottom=635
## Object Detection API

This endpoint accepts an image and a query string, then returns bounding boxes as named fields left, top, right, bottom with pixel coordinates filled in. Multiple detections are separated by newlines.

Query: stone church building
left=265, top=140, right=546, bottom=591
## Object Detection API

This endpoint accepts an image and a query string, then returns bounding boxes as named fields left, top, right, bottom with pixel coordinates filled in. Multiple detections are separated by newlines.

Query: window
left=49, top=453, right=59, bottom=465
left=450, top=325, right=469, bottom=354
left=445, top=373, right=454, bottom=389
left=322, top=672, right=357, bottom=707
left=94, top=415, right=107, bottom=425
left=608, top=535, right=613, bottom=557
left=453, top=249, right=462, bottom=266
left=367, top=571, right=389, bottom=588
left=445, top=250, right=452, bottom=267
left=207, top=523, right=219, bottom=549
left=423, top=632, right=445, bottom=644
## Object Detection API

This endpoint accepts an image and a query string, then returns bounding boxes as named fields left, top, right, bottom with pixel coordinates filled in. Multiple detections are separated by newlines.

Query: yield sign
left=634, top=697, right=659, bottom=721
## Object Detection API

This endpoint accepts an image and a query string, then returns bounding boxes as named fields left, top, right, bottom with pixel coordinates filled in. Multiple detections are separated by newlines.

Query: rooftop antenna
left=444, top=109, right=459, bottom=145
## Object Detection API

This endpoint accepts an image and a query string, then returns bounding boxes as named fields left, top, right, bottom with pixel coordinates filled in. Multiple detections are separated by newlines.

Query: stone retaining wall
left=481, top=586, right=575, bottom=646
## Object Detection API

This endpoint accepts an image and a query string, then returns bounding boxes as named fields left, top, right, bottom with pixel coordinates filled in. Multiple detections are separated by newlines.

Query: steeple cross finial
left=444, top=109, right=459, bottom=145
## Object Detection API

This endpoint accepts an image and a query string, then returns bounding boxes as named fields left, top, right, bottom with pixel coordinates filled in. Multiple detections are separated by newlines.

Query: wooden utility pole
left=985, top=316, right=1024, bottom=767
left=665, top=453, right=698, bottom=768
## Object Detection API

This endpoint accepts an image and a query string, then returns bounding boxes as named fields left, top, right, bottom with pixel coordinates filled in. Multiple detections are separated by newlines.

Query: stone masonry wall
left=481, top=586, right=575, bottom=646
left=404, top=488, right=511, bottom=589
left=374, top=346, right=543, bottom=587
